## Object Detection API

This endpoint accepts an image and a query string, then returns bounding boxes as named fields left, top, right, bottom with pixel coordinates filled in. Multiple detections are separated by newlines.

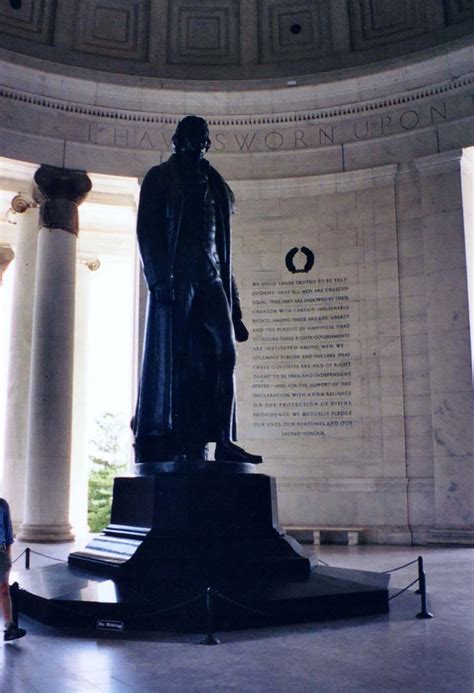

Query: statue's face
left=173, top=117, right=211, bottom=161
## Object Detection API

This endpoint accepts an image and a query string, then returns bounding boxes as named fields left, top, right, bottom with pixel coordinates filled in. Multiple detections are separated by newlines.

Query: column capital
left=34, top=164, right=92, bottom=236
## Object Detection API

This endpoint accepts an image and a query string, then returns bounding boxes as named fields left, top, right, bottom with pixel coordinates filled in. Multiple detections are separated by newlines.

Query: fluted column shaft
left=69, top=257, right=100, bottom=535
left=18, top=165, right=91, bottom=543
left=2, top=194, right=39, bottom=530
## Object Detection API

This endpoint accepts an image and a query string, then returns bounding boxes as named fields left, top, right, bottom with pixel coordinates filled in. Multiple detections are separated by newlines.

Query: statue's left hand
left=234, top=319, right=249, bottom=343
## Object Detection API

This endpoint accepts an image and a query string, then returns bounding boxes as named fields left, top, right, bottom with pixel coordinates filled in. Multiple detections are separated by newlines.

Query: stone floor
left=1, top=540, right=473, bottom=692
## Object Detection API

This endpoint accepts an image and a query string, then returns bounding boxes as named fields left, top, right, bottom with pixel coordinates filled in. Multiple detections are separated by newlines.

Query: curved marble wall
left=0, top=35, right=473, bottom=544
left=0, top=41, right=472, bottom=177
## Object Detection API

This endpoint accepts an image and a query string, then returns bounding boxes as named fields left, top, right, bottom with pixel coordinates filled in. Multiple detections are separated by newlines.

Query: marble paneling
left=433, top=454, right=474, bottom=527
left=431, top=391, right=473, bottom=458
left=438, top=118, right=474, bottom=152
left=0, top=40, right=472, bottom=547
left=427, top=329, right=472, bottom=395
left=63, top=141, right=161, bottom=177
left=234, top=164, right=416, bottom=538
left=425, top=269, right=469, bottom=333
left=407, top=477, right=435, bottom=525
left=344, top=130, right=438, bottom=171
left=422, top=209, right=467, bottom=273
left=399, top=256, right=425, bottom=279
left=417, top=171, right=464, bottom=214
left=0, top=127, right=65, bottom=168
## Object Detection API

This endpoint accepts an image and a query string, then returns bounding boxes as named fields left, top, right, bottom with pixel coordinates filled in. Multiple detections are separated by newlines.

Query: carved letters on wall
left=81, top=97, right=467, bottom=152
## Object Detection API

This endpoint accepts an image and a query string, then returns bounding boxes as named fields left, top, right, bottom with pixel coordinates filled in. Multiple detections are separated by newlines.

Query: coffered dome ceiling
left=0, top=0, right=473, bottom=84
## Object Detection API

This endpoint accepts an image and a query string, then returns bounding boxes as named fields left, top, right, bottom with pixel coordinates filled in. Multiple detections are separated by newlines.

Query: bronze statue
left=132, top=116, right=262, bottom=465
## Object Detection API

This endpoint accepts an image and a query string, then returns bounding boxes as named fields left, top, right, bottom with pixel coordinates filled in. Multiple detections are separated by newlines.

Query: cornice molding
left=1, top=73, right=473, bottom=127
left=1, top=46, right=472, bottom=177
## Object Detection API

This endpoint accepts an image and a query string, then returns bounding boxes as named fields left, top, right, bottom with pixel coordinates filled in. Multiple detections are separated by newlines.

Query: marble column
left=69, top=256, right=100, bottom=536
left=2, top=193, right=39, bottom=531
left=18, top=165, right=92, bottom=543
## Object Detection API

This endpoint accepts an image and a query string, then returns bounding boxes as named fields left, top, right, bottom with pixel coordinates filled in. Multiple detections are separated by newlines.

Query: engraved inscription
left=250, top=277, right=354, bottom=438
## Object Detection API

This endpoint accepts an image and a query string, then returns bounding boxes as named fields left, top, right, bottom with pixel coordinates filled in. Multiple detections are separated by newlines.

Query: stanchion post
left=416, top=556, right=433, bottom=619
left=25, top=547, right=31, bottom=570
left=10, top=581, right=19, bottom=627
left=200, top=587, right=220, bottom=645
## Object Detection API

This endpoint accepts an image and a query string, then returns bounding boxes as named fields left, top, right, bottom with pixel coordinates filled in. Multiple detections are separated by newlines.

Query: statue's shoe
left=215, top=441, right=263, bottom=464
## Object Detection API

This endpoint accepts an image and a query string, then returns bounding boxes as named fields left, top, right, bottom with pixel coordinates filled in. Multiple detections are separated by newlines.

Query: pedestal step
left=69, top=474, right=311, bottom=581
left=14, top=562, right=390, bottom=632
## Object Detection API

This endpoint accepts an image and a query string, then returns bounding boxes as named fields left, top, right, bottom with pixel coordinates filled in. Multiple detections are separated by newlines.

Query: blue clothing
left=0, top=499, right=13, bottom=545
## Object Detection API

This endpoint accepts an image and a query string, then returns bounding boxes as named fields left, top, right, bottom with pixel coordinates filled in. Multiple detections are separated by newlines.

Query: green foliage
left=87, top=412, right=128, bottom=533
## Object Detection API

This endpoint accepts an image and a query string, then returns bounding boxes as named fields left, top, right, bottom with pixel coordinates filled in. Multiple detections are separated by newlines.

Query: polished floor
left=1, top=540, right=473, bottom=692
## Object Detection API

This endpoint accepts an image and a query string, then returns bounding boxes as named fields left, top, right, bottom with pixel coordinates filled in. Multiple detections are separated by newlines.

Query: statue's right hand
left=152, top=282, right=175, bottom=304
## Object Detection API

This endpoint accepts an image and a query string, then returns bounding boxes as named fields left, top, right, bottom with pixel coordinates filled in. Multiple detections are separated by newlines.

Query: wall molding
left=0, top=73, right=472, bottom=127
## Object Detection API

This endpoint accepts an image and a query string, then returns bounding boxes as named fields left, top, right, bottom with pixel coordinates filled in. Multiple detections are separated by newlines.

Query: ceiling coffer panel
left=72, top=0, right=150, bottom=60
left=258, top=0, right=333, bottom=63
left=167, top=0, right=240, bottom=65
left=0, top=0, right=56, bottom=43
left=348, top=0, right=429, bottom=50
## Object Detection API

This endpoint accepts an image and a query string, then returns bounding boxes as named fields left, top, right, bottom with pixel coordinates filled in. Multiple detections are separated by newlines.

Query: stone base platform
left=68, top=472, right=312, bottom=582
left=15, top=468, right=390, bottom=631
left=13, top=562, right=390, bottom=632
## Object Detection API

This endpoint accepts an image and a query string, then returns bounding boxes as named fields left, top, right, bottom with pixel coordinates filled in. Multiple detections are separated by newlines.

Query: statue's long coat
left=132, top=154, right=238, bottom=440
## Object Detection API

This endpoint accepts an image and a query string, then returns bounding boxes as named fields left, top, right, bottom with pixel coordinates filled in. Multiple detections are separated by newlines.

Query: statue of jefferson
left=132, top=116, right=262, bottom=465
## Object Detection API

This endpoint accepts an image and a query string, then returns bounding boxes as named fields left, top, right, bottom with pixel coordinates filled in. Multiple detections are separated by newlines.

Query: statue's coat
left=132, top=154, right=238, bottom=440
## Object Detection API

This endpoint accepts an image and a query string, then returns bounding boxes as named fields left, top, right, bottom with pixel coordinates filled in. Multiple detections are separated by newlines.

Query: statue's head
left=172, top=116, right=211, bottom=162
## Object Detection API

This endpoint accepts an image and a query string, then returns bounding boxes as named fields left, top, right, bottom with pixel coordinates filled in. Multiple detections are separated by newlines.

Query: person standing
left=0, top=498, right=26, bottom=641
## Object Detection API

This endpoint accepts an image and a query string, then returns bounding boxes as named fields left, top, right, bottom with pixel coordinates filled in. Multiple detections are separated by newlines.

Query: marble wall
left=230, top=154, right=473, bottom=544
left=0, top=39, right=472, bottom=543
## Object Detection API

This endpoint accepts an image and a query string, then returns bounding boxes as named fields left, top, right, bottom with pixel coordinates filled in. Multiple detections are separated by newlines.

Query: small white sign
left=96, top=619, right=124, bottom=632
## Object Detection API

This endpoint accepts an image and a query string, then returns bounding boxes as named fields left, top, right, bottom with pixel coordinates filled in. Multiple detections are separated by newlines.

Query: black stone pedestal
left=69, top=467, right=311, bottom=582
left=17, top=463, right=390, bottom=632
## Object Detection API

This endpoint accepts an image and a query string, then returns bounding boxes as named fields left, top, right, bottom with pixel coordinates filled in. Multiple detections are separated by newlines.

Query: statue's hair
left=172, top=115, right=211, bottom=152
